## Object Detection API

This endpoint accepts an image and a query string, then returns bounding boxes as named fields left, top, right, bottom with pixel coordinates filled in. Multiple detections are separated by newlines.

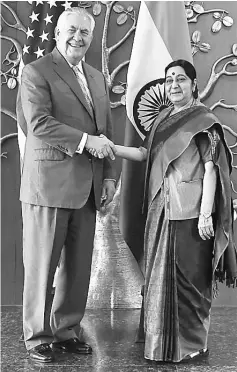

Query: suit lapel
left=51, top=48, right=93, bottom=119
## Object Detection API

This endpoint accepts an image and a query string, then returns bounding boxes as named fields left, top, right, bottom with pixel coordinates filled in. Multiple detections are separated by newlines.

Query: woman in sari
left=114, top=60, right=237, bottom=363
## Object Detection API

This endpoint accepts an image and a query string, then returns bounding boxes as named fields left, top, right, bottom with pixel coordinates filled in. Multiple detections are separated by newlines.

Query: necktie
left=72, top=66, right=94, bottom=117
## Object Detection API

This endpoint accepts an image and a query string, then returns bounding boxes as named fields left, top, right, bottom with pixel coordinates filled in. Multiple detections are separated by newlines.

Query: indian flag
left=120, top=1, right=193, bottom=270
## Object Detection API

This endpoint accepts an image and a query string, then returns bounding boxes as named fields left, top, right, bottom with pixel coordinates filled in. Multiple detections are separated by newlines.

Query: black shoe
left=28, top=343, right=55, bottom=363
left=52, top=338, right=92, bottom=354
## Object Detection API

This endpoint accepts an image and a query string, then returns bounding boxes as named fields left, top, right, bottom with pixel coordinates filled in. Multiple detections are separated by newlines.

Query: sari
left=141, top=105, right=237, bottom=362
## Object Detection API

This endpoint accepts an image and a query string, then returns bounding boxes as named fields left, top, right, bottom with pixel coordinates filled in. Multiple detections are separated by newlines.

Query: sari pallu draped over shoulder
left=144, top=105, right=237, bottom=287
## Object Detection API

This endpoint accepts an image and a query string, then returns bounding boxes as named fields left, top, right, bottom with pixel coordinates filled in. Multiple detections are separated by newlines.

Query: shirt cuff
left=75, top=133, right=88, bottom=154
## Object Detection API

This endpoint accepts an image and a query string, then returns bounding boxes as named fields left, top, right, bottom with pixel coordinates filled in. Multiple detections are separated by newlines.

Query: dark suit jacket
left=17, top=48, right=115, bottom=210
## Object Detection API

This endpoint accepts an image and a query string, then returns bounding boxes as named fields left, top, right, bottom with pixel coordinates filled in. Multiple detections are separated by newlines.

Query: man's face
left=55, top=13, right=93, bottom=65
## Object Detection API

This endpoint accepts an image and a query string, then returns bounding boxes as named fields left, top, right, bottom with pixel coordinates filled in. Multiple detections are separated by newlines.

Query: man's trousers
left=22, top=195, right=96, bottom=350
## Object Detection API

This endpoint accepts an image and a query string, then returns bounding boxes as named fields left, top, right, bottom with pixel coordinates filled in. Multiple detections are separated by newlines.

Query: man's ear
left=55, top=27, right=59, bottom=40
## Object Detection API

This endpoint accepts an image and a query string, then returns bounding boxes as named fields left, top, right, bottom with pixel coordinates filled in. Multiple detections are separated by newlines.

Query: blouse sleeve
left=195, top=132, right=213, bottom=163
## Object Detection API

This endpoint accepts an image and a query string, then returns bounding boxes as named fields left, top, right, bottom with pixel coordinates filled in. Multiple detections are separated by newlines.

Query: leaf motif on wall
left=93, top=3, right=102, bottom=16
left=213, top=12, right=221, bottom=19
left=223, top=16, right=234, bottom=27
left=193, top=4, right=204, bottom=14
left=113, top=4, right=124, bottom=13
left=117, top=13, right=128, bottom=25
left=232, top=44, right=237, bottom=56
left=186, top=8, right=194, bottom=19
left=127, top=6, right=134, bottom=12
left=112, top=85, right=125, bottom=94
left=212, top=20, right=222, bottom=33
left=78, top=1, right=91, bottom=8
left=7, top=77, right=17, bottom=89
left=192, top=30, right=201, bottom=43
left=192, top=46, right=198, bottom=56
left=121, top=95, right=126, bottom=105
left=199, top=43, right=211, bottom=52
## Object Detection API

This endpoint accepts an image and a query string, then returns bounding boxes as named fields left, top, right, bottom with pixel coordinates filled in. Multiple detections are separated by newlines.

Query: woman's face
left=165, top=66, right=195, bottom=108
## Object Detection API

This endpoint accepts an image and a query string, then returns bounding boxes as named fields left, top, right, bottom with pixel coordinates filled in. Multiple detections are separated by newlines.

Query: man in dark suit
left=17, top=7, right=116, bottom=363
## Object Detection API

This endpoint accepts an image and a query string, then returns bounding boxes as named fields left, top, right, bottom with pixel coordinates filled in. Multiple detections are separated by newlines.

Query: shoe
left=183, top=348, right=209, bottom=361
left=28, top=343, right=55, bottom=363
left=52, top=338, right=92, bottom=354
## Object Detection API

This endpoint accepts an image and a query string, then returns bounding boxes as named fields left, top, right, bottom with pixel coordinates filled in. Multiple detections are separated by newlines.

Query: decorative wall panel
left=1, top=1, right=236, bottom=306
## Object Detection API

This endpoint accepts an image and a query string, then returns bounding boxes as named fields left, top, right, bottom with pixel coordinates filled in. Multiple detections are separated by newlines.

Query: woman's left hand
left=198, top=214, right=214, bottom=240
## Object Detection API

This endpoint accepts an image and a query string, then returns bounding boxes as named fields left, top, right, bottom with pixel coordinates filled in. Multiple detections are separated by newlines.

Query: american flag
left=23, top=1, right=80, bottom=64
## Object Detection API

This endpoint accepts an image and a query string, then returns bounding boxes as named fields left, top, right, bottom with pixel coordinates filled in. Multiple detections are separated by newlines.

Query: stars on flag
left=34, top=46, right=45, bottom=59
left=44, top=13, right=53, bottom=25
left=62, top=1, right=73, bottom=10
left=39, top=31, right=49, bottom=42
left=27, top=0, right=72, bottom=6
left=29, top=11, right=40, bottom=23
left=27, top=0, right=44, bottom=3
left=23, top=1, right=79, bottom=64
left=23, top=45, right=30, bottom=55
left=26, top=27, right=34, bottom=39
left=47, top=0, right=57, bottom=8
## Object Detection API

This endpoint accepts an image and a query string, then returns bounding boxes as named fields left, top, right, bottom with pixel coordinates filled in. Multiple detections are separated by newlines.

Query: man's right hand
left=85, top=135, right=115, bottom=160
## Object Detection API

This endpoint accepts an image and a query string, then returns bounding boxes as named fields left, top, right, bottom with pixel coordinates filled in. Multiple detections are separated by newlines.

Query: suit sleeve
left=102, top=75, right=116, bottom=180
left=20, top=64, right=83, bottom=157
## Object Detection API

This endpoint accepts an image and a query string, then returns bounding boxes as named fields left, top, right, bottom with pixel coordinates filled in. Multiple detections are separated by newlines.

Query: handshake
left=85, top=134, right=117, bottom=160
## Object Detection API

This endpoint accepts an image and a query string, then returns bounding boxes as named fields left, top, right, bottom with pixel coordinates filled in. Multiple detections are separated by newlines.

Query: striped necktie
left=72, top=65, right=94, bottom=117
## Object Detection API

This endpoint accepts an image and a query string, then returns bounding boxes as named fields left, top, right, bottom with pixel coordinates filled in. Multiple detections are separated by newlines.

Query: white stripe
left=126, top=2, right=172, bottom=136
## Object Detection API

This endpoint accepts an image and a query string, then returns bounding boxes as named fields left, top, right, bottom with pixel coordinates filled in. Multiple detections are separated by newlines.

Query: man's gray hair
left=56, top=7, right=95, bottom=33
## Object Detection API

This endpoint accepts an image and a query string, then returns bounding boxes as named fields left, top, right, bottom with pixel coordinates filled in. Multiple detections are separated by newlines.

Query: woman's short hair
left=165, top=59, right=199, bottom=99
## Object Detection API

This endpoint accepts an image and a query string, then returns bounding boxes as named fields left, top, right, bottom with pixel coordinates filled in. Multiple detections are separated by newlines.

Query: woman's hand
left=86, top=134, right=115, bottom=160
left=198, top=214, right=214, bottom=240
